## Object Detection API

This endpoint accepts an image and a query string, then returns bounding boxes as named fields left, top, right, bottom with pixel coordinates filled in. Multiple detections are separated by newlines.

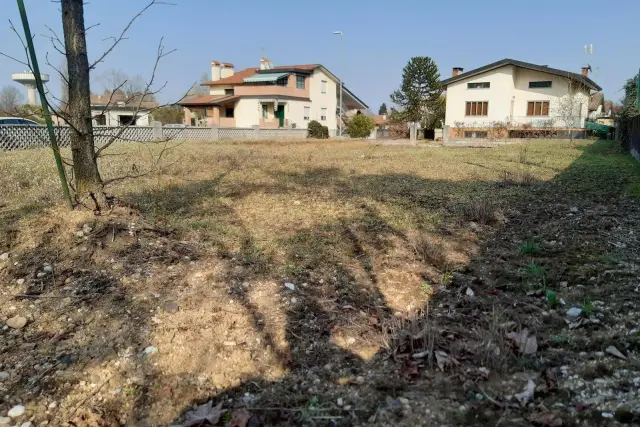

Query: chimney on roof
left=211, top=60, right=221, bottom=81
left=220, top=62, right=235, bottom=79
left=452, top=67, right=464, bottom=77
left=260, top=57, right=273, bottom=70
left=581, top=66, right=590, bottom=77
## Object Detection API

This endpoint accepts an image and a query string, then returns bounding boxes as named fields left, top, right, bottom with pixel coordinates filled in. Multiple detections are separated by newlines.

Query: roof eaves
left=440, top=58, right=602, bottom=91
left=256, top=66, right=317, bottom=75
left=178, top=95, right=230, bottom=106
left=343, top=85, right=369, bottom=109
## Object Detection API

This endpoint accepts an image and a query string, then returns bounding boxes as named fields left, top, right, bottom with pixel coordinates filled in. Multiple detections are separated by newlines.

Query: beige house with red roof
left=179, top=58, right=368, bottom=134
left=90, top=90, right=159, bottom=126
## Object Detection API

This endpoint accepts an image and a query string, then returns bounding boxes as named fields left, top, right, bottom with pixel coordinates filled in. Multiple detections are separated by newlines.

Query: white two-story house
left=441, top=59, right=602, bottom=139
left=179, top=58, right=368, bottom=135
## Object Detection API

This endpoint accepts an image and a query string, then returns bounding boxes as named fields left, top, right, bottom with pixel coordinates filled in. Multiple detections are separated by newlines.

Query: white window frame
left=304, top=106, right=310, bottom=120
left=320, top=107, right=327, bottom=121
left=467, top=82, right=490, bottom=89
left=262, top=104, right=269, bottom=119
left=321, top=80, right=327, bottom=94
left=296, top=75, right=305, bottom=90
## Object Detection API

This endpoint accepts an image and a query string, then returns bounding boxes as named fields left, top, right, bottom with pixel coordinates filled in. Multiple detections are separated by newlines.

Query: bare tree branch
left=88, top=0, right=170, bottom=70
left=42, top=25, right=66, bottom=56
left=0, top=20, right=32, bottom=67
left=94, top=79, right=129, bottom=115
left=94, top=37, right=178, bottom=157
left=102, top=138, right=180, bottom=186
left=82, top=22, right=100, bottom=34
left=0, top=51, right=31, bottom=67
left=45, top=52, right=68, bottom=86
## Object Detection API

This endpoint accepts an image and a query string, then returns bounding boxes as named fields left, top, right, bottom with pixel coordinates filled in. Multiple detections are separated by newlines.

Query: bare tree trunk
left=61, top=0, right=107, bottom=209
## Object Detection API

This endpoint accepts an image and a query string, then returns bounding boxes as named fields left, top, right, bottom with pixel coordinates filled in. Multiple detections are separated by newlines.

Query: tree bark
left=61, top=0, right=107, bottom=209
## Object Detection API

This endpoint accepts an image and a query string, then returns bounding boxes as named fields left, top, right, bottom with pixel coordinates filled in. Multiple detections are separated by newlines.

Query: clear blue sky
left=1, top=0, right=638, bottom=111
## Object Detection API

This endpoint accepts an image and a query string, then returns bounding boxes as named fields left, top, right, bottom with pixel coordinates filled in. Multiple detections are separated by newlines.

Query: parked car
left=0, top=117, right=40, bottom=125
left=0, top=118, right=44, bottom=151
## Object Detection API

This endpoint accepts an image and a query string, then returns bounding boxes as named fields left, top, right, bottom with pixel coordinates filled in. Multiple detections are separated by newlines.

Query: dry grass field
left=1, top=139, right=639, bottom=426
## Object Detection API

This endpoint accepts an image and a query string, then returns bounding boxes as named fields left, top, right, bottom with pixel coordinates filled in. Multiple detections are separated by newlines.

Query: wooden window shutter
left=471, top=103, right=477, bottom=115
left=534, top=102, right=542, bottom=115
left=483, top=102, right=488, bottom=115
left=542, top=102, right=549, bottom=116
left=466, top=102, right=471, bottom=116
left=527, top=102, right=534, bottom=116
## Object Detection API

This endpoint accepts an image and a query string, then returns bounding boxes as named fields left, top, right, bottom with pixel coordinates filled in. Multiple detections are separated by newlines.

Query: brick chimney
left=581, top=66, right=590, bottom=77
left=452, top=67, right=464, bottom=77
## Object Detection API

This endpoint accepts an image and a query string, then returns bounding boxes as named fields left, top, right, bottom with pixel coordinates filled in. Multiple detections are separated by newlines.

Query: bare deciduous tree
left=98, top=69, right=156, bottom=100
left=2, top=0, right=188, bottom=210
left=61, top=0, right=106, bottom=207
left=0, top=86, right=23, bottom=115
left=185, top=72, right=210, bottom=99
left=554, top=77, right=589, bottom=141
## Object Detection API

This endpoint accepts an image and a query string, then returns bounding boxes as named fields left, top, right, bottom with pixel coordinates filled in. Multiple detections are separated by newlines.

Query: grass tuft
left=411, top=233, right=448, bottom=269
left=520, top=240, right=541, bottom=255
left=457, top=198, right=501, bottom=225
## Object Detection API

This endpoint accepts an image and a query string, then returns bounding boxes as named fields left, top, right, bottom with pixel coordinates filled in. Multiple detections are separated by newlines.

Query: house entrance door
left=275, top=105, right=285, bottom=127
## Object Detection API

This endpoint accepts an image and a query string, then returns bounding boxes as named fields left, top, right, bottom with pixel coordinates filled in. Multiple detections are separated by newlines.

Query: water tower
left=11, top=71, right=49, bottom=105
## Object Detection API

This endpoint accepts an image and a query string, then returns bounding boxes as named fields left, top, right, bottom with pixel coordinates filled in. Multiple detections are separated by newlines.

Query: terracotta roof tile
left=201, top=68, right=259, bottom=86
left=212, top=60, right=234, bottom=66
left=90, top=91, right=159, bottom=109
left=372, top=115, right=389, bottom=125
left=202, top=64, right=320, bottom=86
left=179, top=94, right=238, bottom=106
left=272, top=64, right=319, bottom=70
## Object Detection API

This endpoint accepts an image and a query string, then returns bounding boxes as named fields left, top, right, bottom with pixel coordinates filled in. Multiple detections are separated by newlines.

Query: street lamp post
left=333, top=31, right=343, bottom=138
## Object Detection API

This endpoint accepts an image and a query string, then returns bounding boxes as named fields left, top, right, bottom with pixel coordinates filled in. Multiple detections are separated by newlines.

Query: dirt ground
left=1, top=139, right=639, bottom=426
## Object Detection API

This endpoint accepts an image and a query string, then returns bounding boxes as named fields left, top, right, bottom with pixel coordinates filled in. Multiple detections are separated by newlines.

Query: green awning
left=243, top=72, right=290, bottom=83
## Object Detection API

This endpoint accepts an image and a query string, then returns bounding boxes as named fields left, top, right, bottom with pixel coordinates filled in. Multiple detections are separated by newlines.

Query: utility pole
left=333, top=31, right=343, bottom=138
left=16, top=0, right=73, bottom=209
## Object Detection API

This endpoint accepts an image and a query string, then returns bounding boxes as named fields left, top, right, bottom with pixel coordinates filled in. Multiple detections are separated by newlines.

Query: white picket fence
left=0, top=125, right=309, bottom=151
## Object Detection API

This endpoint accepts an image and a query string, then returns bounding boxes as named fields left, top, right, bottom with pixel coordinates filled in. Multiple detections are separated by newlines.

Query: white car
left=0, top=117, right=40, bottom=125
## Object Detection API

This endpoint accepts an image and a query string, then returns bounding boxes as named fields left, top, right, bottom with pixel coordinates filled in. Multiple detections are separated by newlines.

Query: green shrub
left=346, top=114, right=375, bottom=138
left=307, top=120, right=329, bottom=139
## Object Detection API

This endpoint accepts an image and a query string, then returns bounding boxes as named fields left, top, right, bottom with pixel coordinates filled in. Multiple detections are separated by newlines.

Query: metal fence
left=0, top=125, right=309, bottom=151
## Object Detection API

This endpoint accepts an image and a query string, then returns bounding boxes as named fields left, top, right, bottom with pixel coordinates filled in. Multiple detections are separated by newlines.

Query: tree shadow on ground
left=155, top=140, right=640, bottom=426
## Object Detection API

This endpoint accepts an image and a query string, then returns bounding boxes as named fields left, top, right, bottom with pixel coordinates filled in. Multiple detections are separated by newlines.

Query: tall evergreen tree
left=378, top=103, right=388, bottom=115
left=390, top=56, right=443, bottom=128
